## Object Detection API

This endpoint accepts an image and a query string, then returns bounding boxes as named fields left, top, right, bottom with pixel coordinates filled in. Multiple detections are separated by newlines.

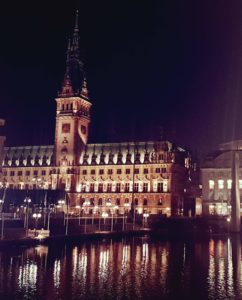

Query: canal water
left=0, top=235, right=241, bottom=299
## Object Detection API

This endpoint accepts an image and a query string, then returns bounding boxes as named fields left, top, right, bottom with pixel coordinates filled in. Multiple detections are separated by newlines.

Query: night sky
left=1, top=1, right=242, bottom=159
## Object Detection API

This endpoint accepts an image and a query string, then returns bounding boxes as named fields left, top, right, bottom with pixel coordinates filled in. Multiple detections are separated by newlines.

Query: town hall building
left=0, top=11, right=196, bottom=217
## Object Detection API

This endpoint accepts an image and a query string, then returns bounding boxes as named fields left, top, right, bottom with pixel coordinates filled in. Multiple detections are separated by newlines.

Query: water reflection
left=1, top=236, right=242, bottom=299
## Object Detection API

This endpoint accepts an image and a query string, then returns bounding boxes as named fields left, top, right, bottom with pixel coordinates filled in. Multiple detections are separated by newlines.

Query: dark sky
left=1, top=1, right=242, bottom=159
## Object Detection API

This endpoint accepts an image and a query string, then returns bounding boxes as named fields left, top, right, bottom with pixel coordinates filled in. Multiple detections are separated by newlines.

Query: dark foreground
left=0, top=234, right=241, bottom=299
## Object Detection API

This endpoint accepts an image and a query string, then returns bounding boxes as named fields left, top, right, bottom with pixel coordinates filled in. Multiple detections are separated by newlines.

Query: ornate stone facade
left=0, top=11, right=192, bottom=216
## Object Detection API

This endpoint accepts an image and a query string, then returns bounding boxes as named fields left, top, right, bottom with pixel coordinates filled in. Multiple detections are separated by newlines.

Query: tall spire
left=71, top=10, right=80, bottom=59
left=58, top=38, right=74, bottom=97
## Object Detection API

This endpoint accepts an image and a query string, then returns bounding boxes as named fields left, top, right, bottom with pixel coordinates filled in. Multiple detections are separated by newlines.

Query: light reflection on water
left=1, top=237, right=242, bottom=299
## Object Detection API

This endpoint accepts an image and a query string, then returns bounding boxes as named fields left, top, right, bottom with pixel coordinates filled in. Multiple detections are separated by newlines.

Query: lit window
left=239, top=180, right=242, bottom=189
left=218, top=179, right=224, bottom=189
left=163, top=180, right=168, bottom=192
left=134, top=183, right=139, bottom=192
left=143, top=183, right=148, bottom=192
left=227, top=179, right=232, bottom=189
left=157, top=182, right=163, bottom=192
left=209, top=180, right=215, bottom=189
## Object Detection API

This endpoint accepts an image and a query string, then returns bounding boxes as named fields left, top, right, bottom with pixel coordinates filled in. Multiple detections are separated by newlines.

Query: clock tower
left=54, top=11, right=91, bottom=171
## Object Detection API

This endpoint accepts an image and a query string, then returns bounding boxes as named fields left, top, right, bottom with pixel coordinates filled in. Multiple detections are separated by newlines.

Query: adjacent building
left=201, top=140, right=242, bottom=216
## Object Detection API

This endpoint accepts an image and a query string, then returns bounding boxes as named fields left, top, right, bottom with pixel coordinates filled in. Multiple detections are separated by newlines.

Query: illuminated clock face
left=81, top=125, right=86, bottom=134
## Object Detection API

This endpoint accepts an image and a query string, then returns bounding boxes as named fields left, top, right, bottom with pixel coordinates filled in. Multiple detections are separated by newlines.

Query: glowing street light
left=143, top=212, right=149, bottom=228
left=111, top=205, right=119, bottom=231
left=75, top=205, right=81, bottom=225
left=33, top=213, right=42, bottom=229
left=83, top=199, right=90, bottom=233
left=102, top=211, right=109, bottom=225
left=58, top=199, right=65, bottom=225
left=92, top=205, right=99, bottom=224
left=24, top=197, right=31, bottom=236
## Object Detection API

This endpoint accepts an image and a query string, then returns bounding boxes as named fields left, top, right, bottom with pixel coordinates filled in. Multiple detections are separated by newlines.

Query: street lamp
left=0, top=199, right=3, bottom=217
left=93, top=205, right=99, bottom=225
left=75, top=205, right=81, bottom=225
left=143, top=212, right=149, bottom=228
left=0, top=199, right=4, bottom=240
left=123, top=203, right=130, bottom=231
left=24, top=197, right=31, bottom=236
left=58, top=199, right=65, bottom=225
left=110, top=205, right=119, bottom=231
left=33, top=213, right=42, bottom=229
left=47, top=204, right=54, bottom=231
left=102, top=212, right=109, bottom=225
left=83, top=199, right=90, bottom=233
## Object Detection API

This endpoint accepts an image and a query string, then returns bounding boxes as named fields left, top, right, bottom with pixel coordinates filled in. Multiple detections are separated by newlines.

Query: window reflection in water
left=53, top=260, right=61, bottom=288
left=120, top=243, right=130, bottom=276
left=99, top=247, right=109, bottom=280
left=2, top=237, right=242, bottom=299
left=18, top=260, right=38, bottom=290
left=141, top=242, right=149, bottom=278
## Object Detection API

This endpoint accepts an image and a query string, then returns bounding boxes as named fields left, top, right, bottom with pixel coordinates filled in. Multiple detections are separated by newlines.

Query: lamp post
left=123, top=202, right=130, bottom=231
left=0, top=199, right=3, bottom=218
left=0, top=184, right=7, bottom=240
left=93, top=205, right=98, bottom=225
left=0, top=199, right=4, bottom=241
left=110, top=205, right=119, bottom=232
left=106, top=199, right=112, bottom=230
left=83, top=199, right=90, bottom=233
left=47, top=204, right=54, bottom=231
left=33, top=213, right=42, bottom=229
left=113, top=205, right=119, bottom=225
left=76, top=205, right=81, bottom=225
left=24, top=197, right=31, bottom=236
left=143, top=212, right=149, bottom=228
left=58, top=199, right=65, bottom=225
left=102, top=212, right=109, bottom=226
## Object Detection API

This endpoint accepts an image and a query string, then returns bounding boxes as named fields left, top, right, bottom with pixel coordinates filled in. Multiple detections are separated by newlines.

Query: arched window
left=143, top=198, right=148, bottom=206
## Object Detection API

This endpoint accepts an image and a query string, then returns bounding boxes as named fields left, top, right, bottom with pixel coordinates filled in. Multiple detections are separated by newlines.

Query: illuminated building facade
left=201, top=140, right=242, bottom=216
left=0, top=11, right=193, bottom=216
